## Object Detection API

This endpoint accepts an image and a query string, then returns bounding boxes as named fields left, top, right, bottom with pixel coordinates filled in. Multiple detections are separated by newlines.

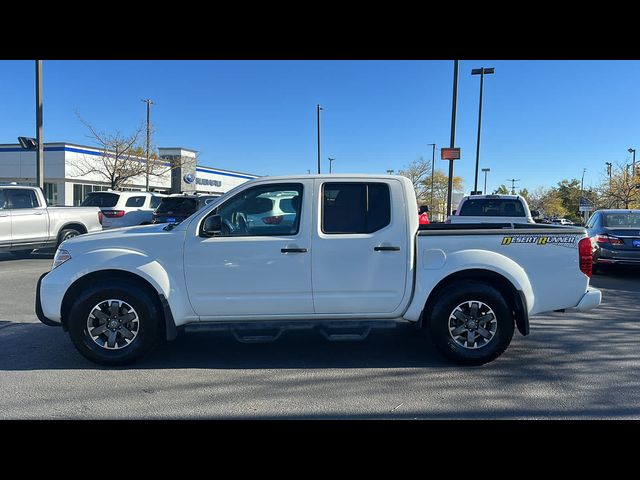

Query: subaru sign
left=183, top=173, right=195, bottom=184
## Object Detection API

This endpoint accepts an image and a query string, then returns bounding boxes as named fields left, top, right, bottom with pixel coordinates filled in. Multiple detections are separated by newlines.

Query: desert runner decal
left=501, top=234, right=579, bottom=247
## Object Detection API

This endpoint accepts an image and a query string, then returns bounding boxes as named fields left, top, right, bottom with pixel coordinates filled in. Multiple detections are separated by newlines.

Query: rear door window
left=7, top=189, right=40, bottom=209
left=125, top=196, right=146, bottom=207
left=322, top=182, right=391, bottom=234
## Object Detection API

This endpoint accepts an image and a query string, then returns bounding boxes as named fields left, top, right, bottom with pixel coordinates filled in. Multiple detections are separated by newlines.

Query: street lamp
left=481, top=167, right=490, bottom=194
left=471, top=67, right=495, bottom=194
left=328, top=157, right=335, bottom=174
left=316, top=104, right=323, bottom=174
left=386, top=169, right=395, bottom=175
left=629, top=148, right=636, bottom=178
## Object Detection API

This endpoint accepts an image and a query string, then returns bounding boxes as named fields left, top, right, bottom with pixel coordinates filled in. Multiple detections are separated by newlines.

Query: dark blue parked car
left=585, top=209, right=640, bottom=272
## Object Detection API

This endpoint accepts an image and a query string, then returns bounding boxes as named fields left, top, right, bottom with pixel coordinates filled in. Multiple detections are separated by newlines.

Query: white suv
left=81, top=191, right=166, bottom=229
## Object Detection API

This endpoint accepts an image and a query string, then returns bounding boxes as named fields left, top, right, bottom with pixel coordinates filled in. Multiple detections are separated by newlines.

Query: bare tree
left=68, top=113, right=148, bottom=190
left=599, top=161, right=640, bottom=209
left=397, top=156, right=432, bottom=204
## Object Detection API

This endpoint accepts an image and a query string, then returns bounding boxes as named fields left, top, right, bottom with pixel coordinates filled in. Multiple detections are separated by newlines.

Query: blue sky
left=1, top=60, right=638, bottom=194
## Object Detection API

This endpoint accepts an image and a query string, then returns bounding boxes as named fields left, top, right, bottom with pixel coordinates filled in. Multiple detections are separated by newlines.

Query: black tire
left=10, top=249, right=33, bottom=258
left=427, top=281, right=514, bottom=366
left=67, top=280, right=163, bottom=366
left=57, top=228, right=81, bottom=247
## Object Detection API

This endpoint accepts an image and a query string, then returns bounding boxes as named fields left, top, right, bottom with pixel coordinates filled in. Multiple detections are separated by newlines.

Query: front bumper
left=35, top=272, right=62, bottom=327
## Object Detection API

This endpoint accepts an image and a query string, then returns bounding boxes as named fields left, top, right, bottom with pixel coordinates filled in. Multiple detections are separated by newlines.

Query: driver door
left=183, top=181, right=314, bottom=318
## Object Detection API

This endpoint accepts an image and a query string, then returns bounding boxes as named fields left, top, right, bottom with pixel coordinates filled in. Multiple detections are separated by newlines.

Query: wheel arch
left=57, top=223, right=88, bottom=244
left=60, top=269, right=177, bottom=340
left=420, top=269, right=530, bottom=336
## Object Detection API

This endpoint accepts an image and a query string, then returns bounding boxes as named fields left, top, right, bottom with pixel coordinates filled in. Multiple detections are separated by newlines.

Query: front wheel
left=67, top=280, right=163, bottom=366
left=427, top=281, right=514, bottom=365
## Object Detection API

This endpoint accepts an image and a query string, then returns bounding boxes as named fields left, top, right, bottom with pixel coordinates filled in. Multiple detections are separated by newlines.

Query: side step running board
left=183, top=320, right=401, bottom=343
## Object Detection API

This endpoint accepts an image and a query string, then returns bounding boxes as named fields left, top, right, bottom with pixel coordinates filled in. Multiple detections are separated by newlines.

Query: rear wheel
left=427, top=281, right=514, bottom=365
left=57, top=228, right=81, bottom=247
left=67, top=280, right=163, bottom=366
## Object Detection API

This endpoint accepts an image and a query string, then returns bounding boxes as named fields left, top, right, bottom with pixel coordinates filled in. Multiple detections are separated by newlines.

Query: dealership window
left=73, top=183, right=110, bottom=206
left=43, top=183, right=58, bottom=206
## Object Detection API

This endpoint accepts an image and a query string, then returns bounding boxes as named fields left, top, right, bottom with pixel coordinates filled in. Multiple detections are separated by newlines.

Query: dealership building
left=0, top=142, right=259, bottom=206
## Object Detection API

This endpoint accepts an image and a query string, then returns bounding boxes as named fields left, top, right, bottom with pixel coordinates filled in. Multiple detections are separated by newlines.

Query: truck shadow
left=0, top=251, right=55, bottom=262
left=0, top=322, right=453, bottom=370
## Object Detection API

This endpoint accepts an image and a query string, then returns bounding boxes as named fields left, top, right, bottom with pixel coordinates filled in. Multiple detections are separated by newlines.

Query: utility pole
left=386, top=169, right=395, bottom=175
left=447, top=60, right=459, bottom=217
left=317, top=104, right=323, bottom=174
left=427, top=143, right=436, bottom=209
left=507, top=178, right=520, bottom=195
left=328, top=157, right=335, bottom=174
left=36, top=60, right=44, bottom=189
left=142, top=98, right=155, bottom=191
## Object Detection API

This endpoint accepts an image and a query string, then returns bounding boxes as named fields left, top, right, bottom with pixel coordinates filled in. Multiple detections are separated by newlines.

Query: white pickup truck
left=448, top=194, right=538, bottom=224
left=36, top=174, right=601, bottom=366
left=1, top=185, right=103, bottom=257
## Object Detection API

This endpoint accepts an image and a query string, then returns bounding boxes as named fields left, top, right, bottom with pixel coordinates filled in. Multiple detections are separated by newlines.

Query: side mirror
left=202, top=215, right=222, bottom=236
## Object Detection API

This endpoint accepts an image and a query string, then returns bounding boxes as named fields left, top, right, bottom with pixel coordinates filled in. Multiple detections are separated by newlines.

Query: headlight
left=52, top=248, right=71, bottom=270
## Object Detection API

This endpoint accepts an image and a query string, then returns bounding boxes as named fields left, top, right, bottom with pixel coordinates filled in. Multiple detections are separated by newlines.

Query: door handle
left=281, top=248, right=308, bottom=253
left=374, top=246, right=400, bottom=251
left=33, top=211, right=45, bottom=215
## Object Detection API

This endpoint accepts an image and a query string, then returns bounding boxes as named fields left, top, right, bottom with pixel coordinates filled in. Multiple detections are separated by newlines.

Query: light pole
left=629, top=148, right=636, bottom=179
left=317, top=104, right=323, bottom=174
left=471, top=67, right=495, bottom=194
left=447, top=60, right=459, bottom=217
left=427, top=143, right=436, bottom=208
left=142, top=98, right=155, bottom=191
left=36, top=60, right=44, bottom=189
left=386, top=169, right=394, bottom=175
left=580, top=168, right=586, bottom=222
left=482, top=167, right=490, bottom=194
left=328, top=157, right=335, bottom=174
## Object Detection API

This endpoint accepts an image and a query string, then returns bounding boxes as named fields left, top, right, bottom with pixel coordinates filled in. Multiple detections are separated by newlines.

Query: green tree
left=493, top=184, right=509, bottom=194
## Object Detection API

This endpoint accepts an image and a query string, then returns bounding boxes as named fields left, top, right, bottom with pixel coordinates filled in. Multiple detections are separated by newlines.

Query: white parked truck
left=36, top=175, right=601, bottom=366
left=1, top=185, right=103, bottom=257
left=448, top=194, right=538, bottom=224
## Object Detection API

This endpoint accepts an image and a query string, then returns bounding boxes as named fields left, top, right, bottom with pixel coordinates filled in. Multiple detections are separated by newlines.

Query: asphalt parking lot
left=1, top=251, right=639, bottom=419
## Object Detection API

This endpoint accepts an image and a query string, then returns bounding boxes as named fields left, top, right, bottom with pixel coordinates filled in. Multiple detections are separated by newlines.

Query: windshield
left=81, top=192, right=119, bottom=207
left=603, top=212, right=640, bottom=227
left=156, top=197, right=198, bottom=214
left=458, top=199, right=526, bottom=217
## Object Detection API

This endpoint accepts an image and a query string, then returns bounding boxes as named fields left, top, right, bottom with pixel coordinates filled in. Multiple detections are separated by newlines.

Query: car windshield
left=458, top=199, right=526, bottom=217
left=81, top=192, right=119, bottom=207
left=603, top=212, right=640, bottom=227
left=156, top=197, right=199, bottom=214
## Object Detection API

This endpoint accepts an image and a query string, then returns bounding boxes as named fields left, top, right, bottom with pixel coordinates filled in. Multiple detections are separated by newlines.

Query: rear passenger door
left=6, top=188, right=48, bottom=246
left=311, top=179, right=409, bottom=315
